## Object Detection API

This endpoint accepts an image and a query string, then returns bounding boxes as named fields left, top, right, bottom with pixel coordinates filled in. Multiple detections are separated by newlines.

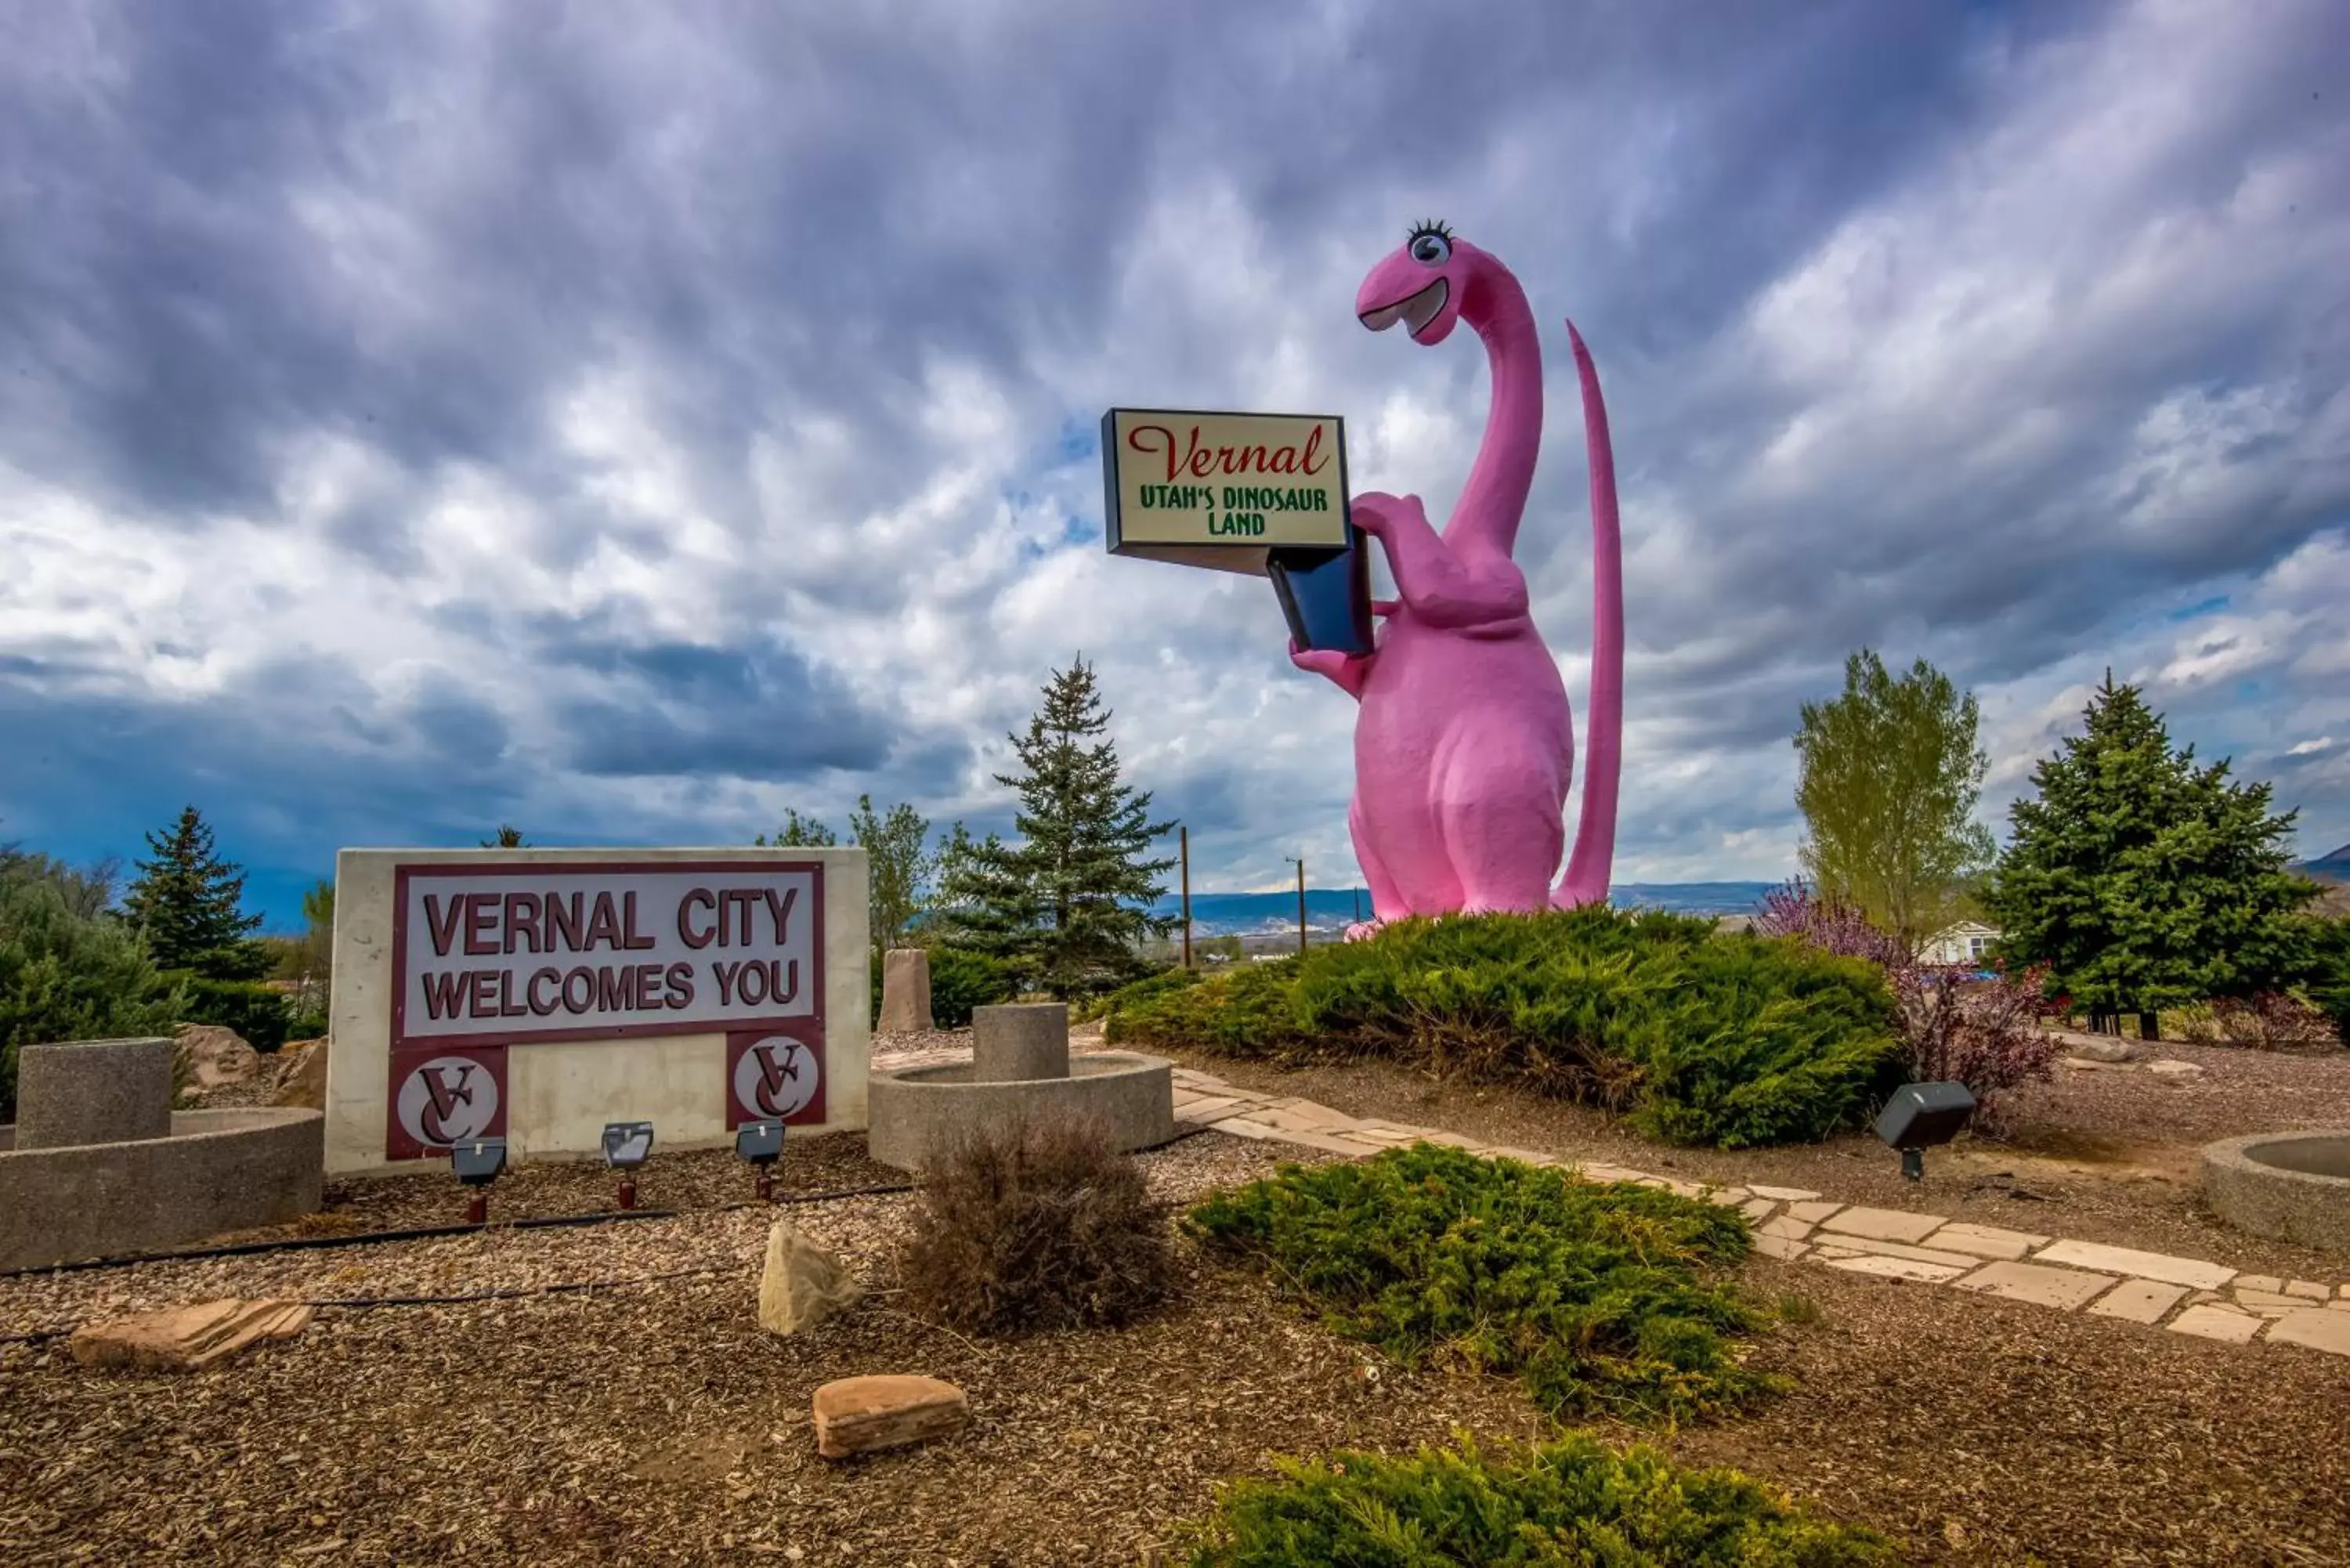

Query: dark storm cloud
left=3, top=0, right=2348, bottom=912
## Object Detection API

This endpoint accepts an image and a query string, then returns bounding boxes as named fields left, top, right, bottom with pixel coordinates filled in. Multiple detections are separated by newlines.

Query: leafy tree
left=480, top=825, right=530, bottom=847
left=935, top=659, right=1176, bottom=995
left=1987, top=674, right=2319, bottom=1038
left=121, top=806, right=269, bottom=981
left=754, top=809, right=837, bottom=847
left=848, top=793, right=935, bottom=952
left=1793, top=650, right=1995, bottom=946
left=269, top=876, right=336, bottom=1024
left=2, top=856, right=186, bottom=1119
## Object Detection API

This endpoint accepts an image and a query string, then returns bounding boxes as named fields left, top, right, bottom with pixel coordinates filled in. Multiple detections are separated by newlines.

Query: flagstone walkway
left=873, top=1039, right=2350, bottom=1360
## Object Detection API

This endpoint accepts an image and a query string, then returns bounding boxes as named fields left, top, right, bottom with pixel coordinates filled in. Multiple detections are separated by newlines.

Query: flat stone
left=1482, top=1146, right=1556, bottom=1166
left=1820, top=1252, right=1968, bottom=1284
left=1737, top=1197, right=1778, bottom=1223
left=2287, top=1280, right=2331, bottom=1301
left=1747, top=1184, right=1823, bottom=1201
left=1208, top=1117, right=1281, bottom=1140
left=1924, top=1223, right=2050, bottom=1261
left=1702, top=1187, right=1752, bottom=1208
left=70, top=1299, right=313, bottom=1372
left=1759, top=1214, right=1814, bottom=1241
left=2233, top=1274, right=2283, bottom=1293
left=1752, top=1234, right=1810, bottom=1261
left=1815, top=1206, right=1948, bottom=1245
left=2328, top=1299, right=2350, bottom=1313
left=2031, top=1239, right=2235, bottom=1291
left=1828, top=1237, right=1980, bottom=1269
left=2146, top=1059, right=2204, bottom=1078
left=2088, top=1278, right=2188, bottom=1324
left=1270, top=1129, right=1381, bottom=1158
left=2167, top=1305, right=2262, bottom=1344
left=757, top=1222, right=860, bottom=1336
left=2234, top=1289, right=2302, bottom=1313
left=812, top=1375, right=971, bottom=1459
left=1787, top=1201, right=1846, bottom=1226
left=1574, top=1163, right=1654, bottom=1184
left=2269, top=1310, right=2350, bottom=1355
left=1954, top=1261, right=2118, bottom=1310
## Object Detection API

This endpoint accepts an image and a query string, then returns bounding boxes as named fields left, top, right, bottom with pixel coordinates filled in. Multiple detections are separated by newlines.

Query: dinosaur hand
left=1371, top=599, right=1401, bottom=618
left=1289, top=641, right=1369, bottom=695
left=1349, top=491, right=1427, bottom=540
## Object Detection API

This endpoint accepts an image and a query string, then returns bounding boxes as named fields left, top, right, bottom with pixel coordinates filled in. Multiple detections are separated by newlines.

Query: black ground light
left=602, top=1121, right=655, bottom=1210
left=736, top=1118, right=786, bottom=1201
left=450, top=1136, right=508, bottom=1223
left=1875, top=1082, right=1976, bottom=1181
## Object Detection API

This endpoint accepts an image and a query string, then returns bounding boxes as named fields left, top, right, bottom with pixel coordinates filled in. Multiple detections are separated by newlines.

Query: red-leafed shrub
left=2178, top=992, right=2341, bottom=1053
left=1755, top=882, right=2061, bottom=1129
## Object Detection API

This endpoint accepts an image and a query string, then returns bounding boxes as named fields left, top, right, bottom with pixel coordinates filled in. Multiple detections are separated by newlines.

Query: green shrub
left=897, top=1116, right=1177, bottom=1335
left=2, top=865, right=186, bottom=1120
left=174, top=975, right=296, bottom=1053
left=1175, top=1432, right=1892, bottom=1566
left=1076, top=961, right=1199, bottom=1024
left=1110, top=909, right=1899, bottom=1148
left=928, top=945, right=1017, bottom=1028
left=1188, top=1143, right=1777, bottom=1425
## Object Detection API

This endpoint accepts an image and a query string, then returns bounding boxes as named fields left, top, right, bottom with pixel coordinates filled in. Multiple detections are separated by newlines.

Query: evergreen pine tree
left=1987, top=674, right=2318, bottom=1037
left=480, top=826, right=530, bottom=847
left=121, top=805, right=268, bottom=980
left=937, top=659, right=1175, bottom=995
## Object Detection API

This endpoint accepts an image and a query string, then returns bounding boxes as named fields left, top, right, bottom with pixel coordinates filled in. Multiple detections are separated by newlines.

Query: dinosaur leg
left=1348, top=793, right=1408, bottom=936
left=1434, top=744, right=1566, bottom=915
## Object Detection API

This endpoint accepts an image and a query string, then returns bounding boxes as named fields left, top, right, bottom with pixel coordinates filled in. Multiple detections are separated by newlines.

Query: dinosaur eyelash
left=1406, top=219, right=1455, bottom=244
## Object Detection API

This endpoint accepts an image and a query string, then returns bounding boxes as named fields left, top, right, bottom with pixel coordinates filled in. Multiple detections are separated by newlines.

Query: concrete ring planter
left=2201, top=1130, right=2350, bottom=1254
left=867, top=1053, right=1177, bottom=1170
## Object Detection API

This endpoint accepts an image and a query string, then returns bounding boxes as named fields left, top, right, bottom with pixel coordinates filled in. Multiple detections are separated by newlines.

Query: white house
left=1919, top=919, right=2001, bottom=966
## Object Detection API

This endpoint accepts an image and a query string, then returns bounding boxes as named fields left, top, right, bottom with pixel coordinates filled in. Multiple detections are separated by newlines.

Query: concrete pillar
left=971, top=1003, right=1068, bottom=1082
left=15, top=1037, right=175, bottom=1149
left=877, top=948, right=935, bottom=1034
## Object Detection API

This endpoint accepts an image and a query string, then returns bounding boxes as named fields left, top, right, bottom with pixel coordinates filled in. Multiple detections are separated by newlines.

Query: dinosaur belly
left=1351, top=619, right=1575, bottom=916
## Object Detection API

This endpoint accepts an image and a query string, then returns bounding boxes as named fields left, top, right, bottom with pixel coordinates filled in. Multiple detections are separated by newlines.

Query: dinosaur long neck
left=1557, top=322, right=1622, bottom=909
left=1444, top=266, right=1542, bottom=560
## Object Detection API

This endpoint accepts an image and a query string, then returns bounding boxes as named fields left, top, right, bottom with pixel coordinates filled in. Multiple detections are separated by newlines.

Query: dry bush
left=895, top=1116, right=1177, bottom=1336
left=2175, top=992, right=2341, bottom=1053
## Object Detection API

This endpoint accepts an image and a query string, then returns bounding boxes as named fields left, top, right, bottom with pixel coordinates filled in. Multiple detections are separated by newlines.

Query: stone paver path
left=874, top=1039, right=2350, bottom=1361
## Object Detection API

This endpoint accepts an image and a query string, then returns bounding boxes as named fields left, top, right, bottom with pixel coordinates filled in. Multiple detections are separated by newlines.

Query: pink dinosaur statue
left=1291, top=222, right=1622, bottom=931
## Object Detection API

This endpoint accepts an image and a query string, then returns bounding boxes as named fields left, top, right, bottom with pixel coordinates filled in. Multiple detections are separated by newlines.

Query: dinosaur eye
left=1410, top=233, right=1451, bottom=266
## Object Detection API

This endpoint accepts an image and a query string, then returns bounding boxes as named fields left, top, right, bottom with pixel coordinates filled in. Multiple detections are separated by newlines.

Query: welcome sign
left=327, top=847, right=870, bottom=1173
left=1101, top=408, right=1352, bottom=573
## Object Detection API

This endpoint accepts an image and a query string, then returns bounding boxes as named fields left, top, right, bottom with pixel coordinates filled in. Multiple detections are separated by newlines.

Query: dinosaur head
left=1356, top=219, right=1476, bottom=345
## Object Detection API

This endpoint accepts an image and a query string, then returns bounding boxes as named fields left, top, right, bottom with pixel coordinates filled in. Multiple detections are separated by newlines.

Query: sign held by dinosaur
left=1101, top=406, right=1375, bottom=656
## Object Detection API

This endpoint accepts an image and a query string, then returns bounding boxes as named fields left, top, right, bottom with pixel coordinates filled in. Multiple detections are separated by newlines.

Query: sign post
left=1101, top=407, right=1372, bottom=654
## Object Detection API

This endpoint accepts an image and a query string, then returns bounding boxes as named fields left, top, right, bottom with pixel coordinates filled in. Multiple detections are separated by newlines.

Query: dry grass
left=896, top=1118, right=1178, bottom=1337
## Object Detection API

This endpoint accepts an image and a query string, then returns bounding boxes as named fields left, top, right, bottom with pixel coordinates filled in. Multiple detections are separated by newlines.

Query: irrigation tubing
left=0, top=1123, right=1220, bottom=1343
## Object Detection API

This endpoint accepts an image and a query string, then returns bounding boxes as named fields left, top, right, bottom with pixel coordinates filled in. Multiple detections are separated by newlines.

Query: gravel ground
left=1673, top=1257, right=2350, bottom=1566
left=1154, top=1041, right=2350, bottom=1281
left=2, top=1132, right=1565, bottom=1567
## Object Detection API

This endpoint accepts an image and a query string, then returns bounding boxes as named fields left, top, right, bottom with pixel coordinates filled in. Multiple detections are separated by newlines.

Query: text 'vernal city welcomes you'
left=392, top=862, right=823, bottom=1048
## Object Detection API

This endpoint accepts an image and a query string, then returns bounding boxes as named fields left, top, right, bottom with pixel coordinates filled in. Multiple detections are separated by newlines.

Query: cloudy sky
left=3, top=0, right=2346, bottom=927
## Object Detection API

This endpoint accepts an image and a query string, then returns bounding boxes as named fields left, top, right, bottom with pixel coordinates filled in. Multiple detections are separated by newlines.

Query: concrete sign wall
left=326, top=847, right=870, bottom=1176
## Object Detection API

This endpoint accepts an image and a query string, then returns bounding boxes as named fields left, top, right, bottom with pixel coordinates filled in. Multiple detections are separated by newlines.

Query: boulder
left=175, top=1025, right=261, bottom=1091
left=878, top=948, right=935, bottom=1034
left=269, top=1039, right=329, bottom=1111
left=757, top=1221, right=861, bottom=1335
left=2058, top=1032, right=2141, bottom=1064
left=811, top=1374, right=969, bottom=1459
left=2147, top=1058, right=2207, bottom=1079
left=70, top=1298, right=313, bottom=1372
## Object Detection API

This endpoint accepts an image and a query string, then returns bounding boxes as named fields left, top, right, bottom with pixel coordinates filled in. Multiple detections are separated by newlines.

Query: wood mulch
left=1152, top=1039, right=2350, bottom=1283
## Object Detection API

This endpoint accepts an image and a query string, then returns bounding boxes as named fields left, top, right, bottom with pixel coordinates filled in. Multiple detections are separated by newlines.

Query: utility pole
left=1179, top=825, right=1192, bottom=970
left=1297, top=858, right=1309, bottom=955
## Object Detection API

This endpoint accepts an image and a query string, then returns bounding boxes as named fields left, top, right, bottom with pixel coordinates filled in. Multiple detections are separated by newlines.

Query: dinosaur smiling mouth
left=1359, top=279, right=1448, bottom=338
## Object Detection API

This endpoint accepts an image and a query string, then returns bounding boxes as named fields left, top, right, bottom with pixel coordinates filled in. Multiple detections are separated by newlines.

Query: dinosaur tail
left=1553, top=320, right=1622, bottom=910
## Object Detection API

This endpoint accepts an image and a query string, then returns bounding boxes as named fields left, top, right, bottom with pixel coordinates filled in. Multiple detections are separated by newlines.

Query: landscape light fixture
left=450, top=1136, right=508, bottom=1224
left=736, top=1118, right=786, bottom=1201
left=601, top=1120, right=656, bottom=1210
left=1874, top=1082, right=1976, bottom=1182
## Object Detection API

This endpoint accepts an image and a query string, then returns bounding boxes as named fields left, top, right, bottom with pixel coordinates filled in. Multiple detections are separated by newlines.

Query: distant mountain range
left=2299, top=844, right=2350, bottom=884
left=1150, top=881, right=1782, bottom=937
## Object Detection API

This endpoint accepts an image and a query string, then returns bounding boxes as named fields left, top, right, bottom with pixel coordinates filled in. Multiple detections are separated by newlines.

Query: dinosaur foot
left=1343, top=920, right=1385, bottom=943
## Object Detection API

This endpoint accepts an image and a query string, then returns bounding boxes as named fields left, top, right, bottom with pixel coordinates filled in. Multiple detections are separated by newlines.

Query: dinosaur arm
left=1289, top=641, right=1371, bottom=699
left=1354, top=491, right=1528, bottom=627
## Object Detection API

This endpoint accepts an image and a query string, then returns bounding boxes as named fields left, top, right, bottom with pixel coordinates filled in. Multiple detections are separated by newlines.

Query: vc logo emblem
left=396, top=1054, right=500, bottom=1147
left=732, top=1035, right=819, bottom=1121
